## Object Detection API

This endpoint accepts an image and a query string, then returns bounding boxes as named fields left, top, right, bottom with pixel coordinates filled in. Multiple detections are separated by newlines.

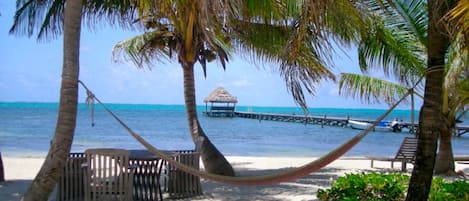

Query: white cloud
left=327, top=83, right=340, bottom=96
left=16, top=74, right=35, bottom=88
left=230, top=78, right=251, bottom=87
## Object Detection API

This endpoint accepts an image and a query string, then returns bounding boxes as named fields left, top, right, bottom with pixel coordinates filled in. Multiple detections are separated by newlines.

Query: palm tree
left=9, top=0, right=139, bottom=199
left=338, top=0, right=468, bottom=174
left=336, top=0, right=460, bottom=199
left=406, top=0, right=456, bottom=200
left=113, top=0, right=373, bottom=176
left=112, top=1, right=242, bottom=176
left=10, top=1, right=83, bottom=200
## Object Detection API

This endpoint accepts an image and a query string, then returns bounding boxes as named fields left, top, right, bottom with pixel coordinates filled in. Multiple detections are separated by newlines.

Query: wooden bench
left=367, top=137, right=418, bottom=172
left=455, top=156, right=469, bottom=161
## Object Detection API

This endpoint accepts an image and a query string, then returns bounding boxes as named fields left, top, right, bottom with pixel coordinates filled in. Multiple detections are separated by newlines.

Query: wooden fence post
left=0, top=152, right=5, bottom=182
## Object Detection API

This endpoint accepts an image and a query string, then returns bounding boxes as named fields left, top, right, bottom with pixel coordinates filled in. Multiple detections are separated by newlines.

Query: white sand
left=1, top=156, right=468, bottom=201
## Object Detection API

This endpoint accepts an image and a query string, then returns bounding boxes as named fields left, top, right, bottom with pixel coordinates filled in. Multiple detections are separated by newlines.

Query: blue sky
left=0, top=1, right=415, bottom=109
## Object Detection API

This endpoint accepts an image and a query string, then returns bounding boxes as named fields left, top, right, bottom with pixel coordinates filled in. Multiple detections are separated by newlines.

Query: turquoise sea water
left=0, top=102, right=468, bottom=158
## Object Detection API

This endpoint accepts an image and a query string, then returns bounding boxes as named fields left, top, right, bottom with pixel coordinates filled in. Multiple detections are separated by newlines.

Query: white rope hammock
left=78, top=79, right=419, bottom=186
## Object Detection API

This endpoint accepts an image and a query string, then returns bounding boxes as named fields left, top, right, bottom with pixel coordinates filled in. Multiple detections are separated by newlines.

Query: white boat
left=348, top=120, right=394, bottom=132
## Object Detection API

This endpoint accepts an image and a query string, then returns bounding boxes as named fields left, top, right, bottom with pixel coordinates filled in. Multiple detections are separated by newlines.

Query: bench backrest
left=56, top=153, right=86, bottom=201
left=394, top=137, right=418, bottom=163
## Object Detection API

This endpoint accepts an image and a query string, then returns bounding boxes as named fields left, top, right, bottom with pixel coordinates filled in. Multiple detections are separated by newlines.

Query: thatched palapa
left=204, top=87, right=238, bottom=104
left=204, top=87, right=237, bottom=117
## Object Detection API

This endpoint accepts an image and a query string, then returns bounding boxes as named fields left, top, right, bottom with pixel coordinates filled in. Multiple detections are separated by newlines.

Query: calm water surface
left=1, top=102, right=468, bottom=158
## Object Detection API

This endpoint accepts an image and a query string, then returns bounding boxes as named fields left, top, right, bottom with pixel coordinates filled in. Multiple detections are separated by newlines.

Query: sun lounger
left=367, top=137, right=418, bottom=172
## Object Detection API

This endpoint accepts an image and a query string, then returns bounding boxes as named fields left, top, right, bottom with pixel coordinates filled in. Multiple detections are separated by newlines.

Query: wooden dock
left=231, top=111, right=469, bottom=136
left=234, top=111, right=349, bottom=128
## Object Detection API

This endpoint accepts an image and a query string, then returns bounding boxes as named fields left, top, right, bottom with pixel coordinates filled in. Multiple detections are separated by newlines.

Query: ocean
left=1, top=102, right=468, bottom=158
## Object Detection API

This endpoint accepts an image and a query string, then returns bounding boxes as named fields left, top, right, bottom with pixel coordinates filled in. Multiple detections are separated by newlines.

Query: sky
left=0, top=1, right=417, bottom=109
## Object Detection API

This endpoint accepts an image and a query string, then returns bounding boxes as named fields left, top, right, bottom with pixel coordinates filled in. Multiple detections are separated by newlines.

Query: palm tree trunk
left=405, top=1, right=451, bottom=200
left=411, top=90, right=415, bottom=131
left=22, top=1, right=82, bottom=200
left=434, top=117, right=455, bottom=174
left=181, top=61, right=235, bottom=176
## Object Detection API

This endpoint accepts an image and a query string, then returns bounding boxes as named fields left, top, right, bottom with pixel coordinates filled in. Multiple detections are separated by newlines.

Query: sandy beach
left=1, top=156, right=468, bottom=201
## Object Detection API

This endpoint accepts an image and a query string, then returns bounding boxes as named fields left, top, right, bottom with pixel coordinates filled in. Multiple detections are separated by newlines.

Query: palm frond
left=82, top=0, right=143, bottom=31
left=10, top=0, right=144, bottom=41
left=444, top=0, right=469, bottom=52
left=393, top=0, right=428, bottom=47
left=231, top=20, right=335, bottom=109
left=9, top=0, right=65, bottom=41
left=358, top=17, right=425, bottom=84
left=338, top=73, right=410, bottom=106
left=357, top=0, right=426, bottom=86
left=112, top=31, right=175, bottom=68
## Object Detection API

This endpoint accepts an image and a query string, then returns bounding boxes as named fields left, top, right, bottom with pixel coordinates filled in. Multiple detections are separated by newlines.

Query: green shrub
left=317, top=172, right=469, bottom=201
left=429, top=177, right=469, bottom=201
left=317, top=173, right=408, bottom=201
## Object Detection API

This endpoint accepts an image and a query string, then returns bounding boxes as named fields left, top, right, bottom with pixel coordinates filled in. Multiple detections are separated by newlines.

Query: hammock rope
left=78, top=79, right=420, bottom=186
left=84, top=89, right=96, bottom=127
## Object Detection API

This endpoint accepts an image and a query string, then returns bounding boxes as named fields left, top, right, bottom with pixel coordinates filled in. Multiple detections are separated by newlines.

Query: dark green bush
left=317, top=172, right=469, bottom=201
left=317, top=173, right=408, bottom=201
left=429, top=177, right=469, bottom=201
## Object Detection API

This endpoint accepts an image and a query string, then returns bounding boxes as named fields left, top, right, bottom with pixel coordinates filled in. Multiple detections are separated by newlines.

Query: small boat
left=348, top=120, right=394, bottom=132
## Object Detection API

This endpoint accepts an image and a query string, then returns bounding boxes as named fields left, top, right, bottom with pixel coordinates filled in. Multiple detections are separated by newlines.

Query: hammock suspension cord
left=78, top=79, right=421, bottom=186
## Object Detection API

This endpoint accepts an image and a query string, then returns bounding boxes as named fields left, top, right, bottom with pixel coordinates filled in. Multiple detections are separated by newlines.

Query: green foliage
left=317, top=173, right=408, bottom=201
left=429, top=177, right=469, bottom=201
left=317, top=173, right=469, bottom=201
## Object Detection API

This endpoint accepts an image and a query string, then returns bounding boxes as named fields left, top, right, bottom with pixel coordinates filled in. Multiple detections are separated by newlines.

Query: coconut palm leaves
left=112, top=0, right=374, bottom=175
left=358, top=0, right=426, bottom=85
left=338, top=73, right=420, bottom=105
left=10, top=0, right=140, bottom=41
left=445, top=0, right=469, bottom=52
left=339, top=0, right=427, bottom=107
left=114, top=0, right=379, bottom=109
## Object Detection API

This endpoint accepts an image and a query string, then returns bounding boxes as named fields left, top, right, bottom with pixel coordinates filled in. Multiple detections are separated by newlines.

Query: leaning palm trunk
left=22, top=1, right=82, bottom=200
left=181, top=61, right=235, bottom=176
left=406, top=0, right=451, bottom=200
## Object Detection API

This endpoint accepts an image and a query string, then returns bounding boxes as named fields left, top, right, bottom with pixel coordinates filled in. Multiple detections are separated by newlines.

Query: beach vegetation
left=317, top=172, right=469, bottom=201
left=338, top=0, right=469, bottom=176
left=8, top=0, right=465, bottom=200
left=401, top=0, right=456, bottom=197
left=6, top=0, right=377, bottom=198
left=335, top=1, right=467, bottom=199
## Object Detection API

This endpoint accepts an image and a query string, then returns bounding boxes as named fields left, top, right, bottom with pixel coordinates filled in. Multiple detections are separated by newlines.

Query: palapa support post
left=0, top=152, right=5, bottom=182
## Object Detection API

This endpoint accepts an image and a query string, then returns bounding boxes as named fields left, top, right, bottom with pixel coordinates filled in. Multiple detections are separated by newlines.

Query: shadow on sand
left=174, top=161, right=381, bottom=201
left=0, top=179, right=32, bottom=201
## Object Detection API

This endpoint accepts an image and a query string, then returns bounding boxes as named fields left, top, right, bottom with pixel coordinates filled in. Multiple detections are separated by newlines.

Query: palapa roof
left=204, top=87, right=238, bottom=103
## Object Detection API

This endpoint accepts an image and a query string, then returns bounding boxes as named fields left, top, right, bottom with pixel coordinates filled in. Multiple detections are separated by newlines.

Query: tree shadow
left=170, top=162, right=369, bottom=201
left=0, top=179, right=32, bottom=201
